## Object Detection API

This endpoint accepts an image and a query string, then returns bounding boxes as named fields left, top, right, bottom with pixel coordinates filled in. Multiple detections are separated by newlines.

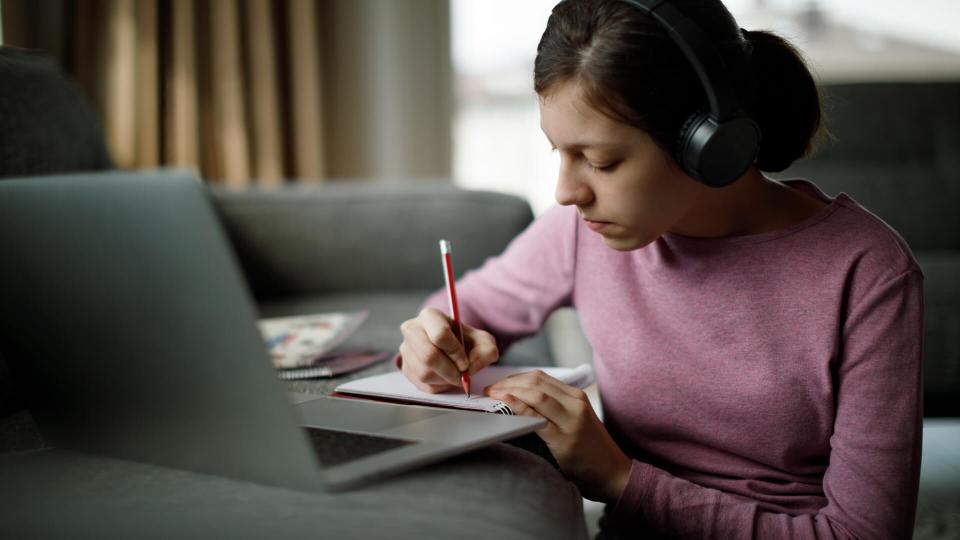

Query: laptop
left=0, top=170, right=545, bottom=492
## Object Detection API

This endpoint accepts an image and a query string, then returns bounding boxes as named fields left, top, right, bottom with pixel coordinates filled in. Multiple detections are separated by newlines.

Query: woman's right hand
left=398, top=307, right=500, bottom=394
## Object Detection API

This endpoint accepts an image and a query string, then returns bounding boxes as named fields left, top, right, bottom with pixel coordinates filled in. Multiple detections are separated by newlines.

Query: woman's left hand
left=484, top=370, right=633, bottom=503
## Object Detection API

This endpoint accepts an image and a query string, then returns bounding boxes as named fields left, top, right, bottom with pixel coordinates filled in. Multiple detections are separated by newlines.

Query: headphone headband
left=617, top=0, right=761, bottom=187
left=620, top=0, right=741, bottom=121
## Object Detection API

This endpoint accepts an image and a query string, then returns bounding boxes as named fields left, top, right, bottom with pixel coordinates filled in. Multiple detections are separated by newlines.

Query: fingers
left=487, top=383, right=569, bottom=420
left=397, top=342, right=454, bottom=394
left=490, top=391, right=562, bottom=440
left=398, top=307, right=502, bottom=393
left=484, top=370, right=592, bottom=431
left=492, top=369, right=587, bottom=400
left=493, top=391, right=547, bottom=422
left=419, top=308, right=470, bottom=372
left=463, top=327, right=499, bottom=374
left=398, top=307, right=481, bottom=391
left=398, top=324, right=462, bottom=388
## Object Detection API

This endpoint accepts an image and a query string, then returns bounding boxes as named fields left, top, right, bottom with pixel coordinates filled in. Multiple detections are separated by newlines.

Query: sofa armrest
left=210, top=182, right=535, bottom=301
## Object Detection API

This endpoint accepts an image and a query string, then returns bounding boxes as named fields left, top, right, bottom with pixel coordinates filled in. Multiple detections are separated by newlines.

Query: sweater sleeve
left=420, top=204, right=578, bottom=353
left=606, top=268, right=924, bottom=539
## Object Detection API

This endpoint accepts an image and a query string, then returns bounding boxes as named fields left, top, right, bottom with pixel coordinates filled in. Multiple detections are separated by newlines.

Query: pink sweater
left=422, top=180, right=923, bottom=538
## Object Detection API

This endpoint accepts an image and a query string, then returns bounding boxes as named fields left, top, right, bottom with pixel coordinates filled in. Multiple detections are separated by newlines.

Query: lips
left=583, top=218, right=612, bottom=233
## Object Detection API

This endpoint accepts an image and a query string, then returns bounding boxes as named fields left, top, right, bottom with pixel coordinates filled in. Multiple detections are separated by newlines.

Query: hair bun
left=743, top=30, right=822, bottom=172
left=738, top=28, right=756, bottom=60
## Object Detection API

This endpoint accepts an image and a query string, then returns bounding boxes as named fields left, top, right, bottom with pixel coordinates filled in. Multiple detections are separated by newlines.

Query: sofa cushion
left=212, top=184, right=536, bottom=299
left=0, top=442, right=587, bottom=539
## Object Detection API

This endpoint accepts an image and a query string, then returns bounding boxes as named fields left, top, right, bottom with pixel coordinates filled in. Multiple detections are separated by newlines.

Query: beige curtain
left=2, top=0, right=452, bottom=185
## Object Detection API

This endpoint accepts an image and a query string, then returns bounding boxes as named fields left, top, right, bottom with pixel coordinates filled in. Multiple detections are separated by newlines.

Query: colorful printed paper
left=258, top=311, right=369, bottom=368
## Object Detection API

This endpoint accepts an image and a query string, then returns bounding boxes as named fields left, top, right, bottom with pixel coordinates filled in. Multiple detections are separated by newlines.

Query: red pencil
left=439, top=239, right=470, bottom=398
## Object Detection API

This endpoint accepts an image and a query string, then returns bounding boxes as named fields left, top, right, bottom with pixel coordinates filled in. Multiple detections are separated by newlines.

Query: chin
left=600, top=234, right=655, bottom=252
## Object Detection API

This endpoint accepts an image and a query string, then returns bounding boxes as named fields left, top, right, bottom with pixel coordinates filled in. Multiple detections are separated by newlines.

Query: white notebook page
left=334, top=363, right=595, bottom=414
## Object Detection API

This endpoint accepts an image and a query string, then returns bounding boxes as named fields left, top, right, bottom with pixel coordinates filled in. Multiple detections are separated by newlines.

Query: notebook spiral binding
left=277, top=367, right=332, bottom=380
left=492, top=402, right=514, bottom=415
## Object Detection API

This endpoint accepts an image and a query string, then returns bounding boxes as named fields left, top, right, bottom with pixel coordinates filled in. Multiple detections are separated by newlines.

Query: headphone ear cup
left=675, top=110, right=712, bottom=181
left=676, top=112, right=761, bottom=188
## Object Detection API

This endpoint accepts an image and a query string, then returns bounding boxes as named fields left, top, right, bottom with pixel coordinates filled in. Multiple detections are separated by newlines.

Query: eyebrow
left=541, top=129, right=620, bottom=151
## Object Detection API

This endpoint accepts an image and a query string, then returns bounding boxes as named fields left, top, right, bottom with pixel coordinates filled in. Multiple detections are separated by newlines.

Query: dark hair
left=534, top=0, right=823, bottom=172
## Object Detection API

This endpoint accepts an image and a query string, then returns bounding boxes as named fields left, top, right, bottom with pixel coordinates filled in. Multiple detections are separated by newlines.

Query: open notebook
left=333, top=364, right=595, bottom=415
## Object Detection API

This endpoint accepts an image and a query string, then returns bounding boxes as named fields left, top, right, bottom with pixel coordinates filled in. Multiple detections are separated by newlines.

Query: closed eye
left=550, top=146, right=621, bottom=174
left=587, top=161, right=620, bottom=174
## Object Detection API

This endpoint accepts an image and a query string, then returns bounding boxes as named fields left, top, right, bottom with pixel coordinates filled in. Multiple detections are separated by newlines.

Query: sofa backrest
left=0, top=356, right=19, bottom=419
left=212, top=182, right=535, bottom=300
left=0, top=47, right=113, bottom=179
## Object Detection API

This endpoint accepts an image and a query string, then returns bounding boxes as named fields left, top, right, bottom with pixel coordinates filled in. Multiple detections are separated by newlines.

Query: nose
left=554, top=159, right=594, bottom=207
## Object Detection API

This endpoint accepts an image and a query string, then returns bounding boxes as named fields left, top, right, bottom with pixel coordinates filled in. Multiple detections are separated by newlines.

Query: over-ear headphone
left=620, top=0, right=761, bottom=187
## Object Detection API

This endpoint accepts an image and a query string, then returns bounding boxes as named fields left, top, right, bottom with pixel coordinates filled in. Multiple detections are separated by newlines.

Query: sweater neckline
left=660, top=179, right=845, bottom=247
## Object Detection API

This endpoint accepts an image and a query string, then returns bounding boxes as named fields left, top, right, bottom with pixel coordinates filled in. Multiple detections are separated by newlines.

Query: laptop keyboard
left=304, top=427, right=417, bottom=466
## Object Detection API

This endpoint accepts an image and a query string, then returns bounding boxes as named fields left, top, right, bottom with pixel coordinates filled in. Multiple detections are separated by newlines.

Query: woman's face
left=539, top=81, right=702, bottom=251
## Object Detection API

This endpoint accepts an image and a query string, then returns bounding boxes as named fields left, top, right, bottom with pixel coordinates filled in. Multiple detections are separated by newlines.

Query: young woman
left=398, top=0, right=922, bottom=537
